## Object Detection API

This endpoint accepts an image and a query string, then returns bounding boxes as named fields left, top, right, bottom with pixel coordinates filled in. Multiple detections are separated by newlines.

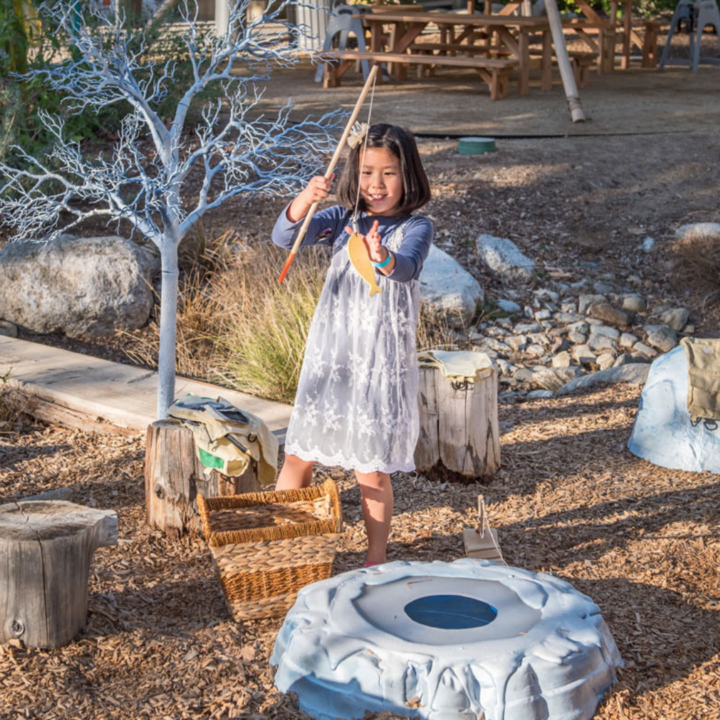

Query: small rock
left=535, top=309, right=552, bottom=321
left=684, top=324, right=696, bottom=335
left=568, top=330, right=587, bottom=345
left=597, top=353, right=616, bottom=371
left=508, top=335, right=528, bottom=352
left=634, top=342, right=658, bottom=359
left=590, top=325, right=621, bottom=340
left=622, top=295, right=647, bottom=313
left=620, top=332, right=638, bottom=349
left=573, top=344, right=597, bottom=365
left=514, top=323, right=542, bottom=334
left=527, top=332, right=550, bottom=346
left=560, top=302, right=578, bottom=314
left=578, top=294, right=607, bottom=314
left=527, top=389, right=554, bottom=399
left=552, top=351, right=572, bottom=367
left=555, top=312, right=580, bottom=324
left=476, top=234, right=536, bottom=281
left=496, top=299, right=522, bottom=314
left=533, top=366, right=584, bottom=392
left=534, top=288, right=560, bottom=303
left=587, top=303, right=633, bottom=328
left=650, top=304, right=671, bottom=317
left=496, top=359, right=516, bottom=375
left=485, top=338, right=511, bottom=354
left=513, top=368, right=535, bottom=383
left=568, top=321, right=590, bottom=334
left=526, top=344, right=546, bottom=357
left=593, top=281, right=615, bottom=294
left=660, top=308, right=690, bottom=332
left=675, top=222, right=720, bottom=241
left=557, top=363, right=651, bottom=395
left=0, top=319, right=18, bottom=338
left=579, top=261, right=599, bottom=270
left=613, top=353, right=634, bottom=367
left=588, top=333, right=616, bottom=352
left=641, top=236, right=655, bottom=252
left=644, top=325, right=679, bottom=353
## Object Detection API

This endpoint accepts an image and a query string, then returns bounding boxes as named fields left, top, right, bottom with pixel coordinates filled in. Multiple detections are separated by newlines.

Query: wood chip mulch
left=1, top=384, right=719, bottom=720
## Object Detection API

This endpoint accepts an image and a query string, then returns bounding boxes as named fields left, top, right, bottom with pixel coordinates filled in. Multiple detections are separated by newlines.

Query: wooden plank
left=0, top=337, right=292, bottom=437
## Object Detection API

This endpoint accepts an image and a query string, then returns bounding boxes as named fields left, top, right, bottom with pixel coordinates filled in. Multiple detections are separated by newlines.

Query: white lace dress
left=284, top=220, right=422, bottom=474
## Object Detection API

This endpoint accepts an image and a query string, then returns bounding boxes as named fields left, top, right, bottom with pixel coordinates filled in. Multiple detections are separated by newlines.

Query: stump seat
left=0, top=501, right=117, bottom=649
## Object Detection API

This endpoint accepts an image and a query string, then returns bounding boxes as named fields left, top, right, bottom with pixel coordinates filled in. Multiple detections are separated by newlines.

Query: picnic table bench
left=320, top=50, right=518, bottom=99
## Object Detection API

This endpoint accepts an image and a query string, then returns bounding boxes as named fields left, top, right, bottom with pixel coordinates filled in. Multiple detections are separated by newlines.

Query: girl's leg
left=355, top=470, right=393, bottom=565
left=275, top=453, right=315, bottom=491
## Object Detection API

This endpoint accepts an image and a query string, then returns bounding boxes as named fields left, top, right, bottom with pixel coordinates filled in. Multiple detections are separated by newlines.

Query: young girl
left=271, top=123, right=433, bottom=566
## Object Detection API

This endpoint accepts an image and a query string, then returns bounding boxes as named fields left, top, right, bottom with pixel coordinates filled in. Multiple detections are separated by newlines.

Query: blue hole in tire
left=404, top=595, right=498, bottom=629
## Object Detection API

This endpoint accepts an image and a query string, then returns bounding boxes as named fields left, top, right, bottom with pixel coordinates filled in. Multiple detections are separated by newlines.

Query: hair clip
left=347, top=122, right=368, bottom=150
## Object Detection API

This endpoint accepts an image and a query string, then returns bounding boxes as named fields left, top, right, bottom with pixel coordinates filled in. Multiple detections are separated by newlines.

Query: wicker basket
left=197, top=478, right=343, bottom=621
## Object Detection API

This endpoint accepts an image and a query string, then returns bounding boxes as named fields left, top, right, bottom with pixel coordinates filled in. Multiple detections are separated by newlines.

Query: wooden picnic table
left=356, top=11, right=590, bottom=96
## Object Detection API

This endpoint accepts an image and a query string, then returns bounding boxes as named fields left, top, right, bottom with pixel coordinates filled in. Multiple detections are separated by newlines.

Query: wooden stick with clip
left=277, top=64, right=379, bottom=284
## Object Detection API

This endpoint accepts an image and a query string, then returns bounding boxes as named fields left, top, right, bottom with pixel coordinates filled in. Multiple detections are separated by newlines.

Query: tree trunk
left=415, top=367, right=501, bottom=481
left=145, top=420, right=261, bottom=536
left=0, top=501, right=117, bottom=649
left=157, top=240, right=180, bottom=419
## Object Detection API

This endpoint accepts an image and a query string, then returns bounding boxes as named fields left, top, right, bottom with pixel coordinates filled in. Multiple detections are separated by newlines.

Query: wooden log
left=415, top=367, right=501, bottom=481
left=145, top=420, right=261, bottom=536
left=0, top=501, right=117, bottom=649
left=1, top=388, right=137, bottom=436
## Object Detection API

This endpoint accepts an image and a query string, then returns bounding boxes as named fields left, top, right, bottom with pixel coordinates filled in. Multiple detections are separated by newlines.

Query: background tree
left=0, top=0, right=342, bottom=417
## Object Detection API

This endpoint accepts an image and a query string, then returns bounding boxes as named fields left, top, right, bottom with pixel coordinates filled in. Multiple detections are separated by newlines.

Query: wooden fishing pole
left=278, top=63, right=380, bottom=284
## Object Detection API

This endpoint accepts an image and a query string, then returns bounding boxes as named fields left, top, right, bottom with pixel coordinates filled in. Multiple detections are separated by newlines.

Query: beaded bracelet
left=372, top=251, right=392, bottom=269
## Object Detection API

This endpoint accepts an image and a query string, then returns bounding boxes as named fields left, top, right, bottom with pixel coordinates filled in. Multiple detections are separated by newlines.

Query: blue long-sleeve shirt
left=271, top=204, right=434, bottom=283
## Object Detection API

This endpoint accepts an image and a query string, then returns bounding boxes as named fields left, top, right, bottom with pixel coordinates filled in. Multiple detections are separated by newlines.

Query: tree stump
left=145, top=420, right=262, bottom=536
left=415, top=366, right=501, bottom=481
left=0, top=501, right=118, bottom=649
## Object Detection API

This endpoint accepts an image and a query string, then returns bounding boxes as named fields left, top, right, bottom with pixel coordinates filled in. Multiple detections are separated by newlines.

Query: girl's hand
left=344, top=220, right=388, bottom=264
left=287, top=174, right=335, bottom=222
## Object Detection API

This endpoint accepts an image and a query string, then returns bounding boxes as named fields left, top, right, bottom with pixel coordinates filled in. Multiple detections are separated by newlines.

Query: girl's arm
left=357, top=217, right=434, bottom=282
left=271, top=175, right=344, bottom=250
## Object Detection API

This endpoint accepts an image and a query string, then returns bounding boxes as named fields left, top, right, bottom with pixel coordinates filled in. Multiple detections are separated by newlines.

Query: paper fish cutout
left=347, top=232, right=382, bottom=296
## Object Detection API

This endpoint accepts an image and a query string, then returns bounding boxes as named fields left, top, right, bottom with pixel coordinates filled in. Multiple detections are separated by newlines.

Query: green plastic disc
left=457, top=137, right=497, bottom=155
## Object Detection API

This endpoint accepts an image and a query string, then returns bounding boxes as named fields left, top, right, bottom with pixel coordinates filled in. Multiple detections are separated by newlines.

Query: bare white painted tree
left=0, top=0, right=341, bottom=417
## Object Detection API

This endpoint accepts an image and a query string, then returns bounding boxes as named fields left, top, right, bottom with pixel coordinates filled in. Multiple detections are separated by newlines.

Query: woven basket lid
left=458, top=137, right=496, bottom=155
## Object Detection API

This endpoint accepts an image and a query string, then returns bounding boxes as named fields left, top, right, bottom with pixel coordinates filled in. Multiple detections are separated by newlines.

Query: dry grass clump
left=124, top=233, right=462, bottom=403
left=669, top=232, right=720, bottom=304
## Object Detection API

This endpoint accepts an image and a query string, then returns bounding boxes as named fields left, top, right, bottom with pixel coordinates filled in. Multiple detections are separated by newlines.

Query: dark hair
left=336, top=123, right=431, bottom=215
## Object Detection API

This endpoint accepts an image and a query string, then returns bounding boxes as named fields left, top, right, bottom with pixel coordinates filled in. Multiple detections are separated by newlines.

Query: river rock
left=660, top=308, right=690, bottom=332
left=619, top=332, right=638, bottom=349
left=557, top=363, right=650, bottom=395
left=527, top=389, right=554, bottom=399
left=497, top=298, right=521, bottom=314
left=596, top=353, right=616, bottom=371
left=573, top=344, right=596, bottom=365
left=476, top=234, right=536, bottom=281
left=0, top=234, right=154, bottom=338
left=588, top=333, right=616, bottom=352
left=578, top=294, right=607, bottom=314
left=533, top=366, right=584, bottom=392
left=568, top=330, right=587, bottom=344
left=552, top=351, right=572, bottom=367
left=587, top=303, right=633, bottom=328
left=675, top=222, right=720, bottom=241
left=622, top=295, right=647, bottom=313
left=644, top=325, right=678, bottom=353
left=420, top=244, right=484, bottom=328
left=628, top=347, right=720, bottom=472
left=634, top=342, right=658, bottom=359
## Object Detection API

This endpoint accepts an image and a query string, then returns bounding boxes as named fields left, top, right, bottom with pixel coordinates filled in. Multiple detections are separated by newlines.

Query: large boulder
left=628, top=347, right=720, bottom=473
left=476, top=234, right=536, bottom=281
left=420, top=244, right=483, bottom=328
left=0, top=235, right=155, bottom=338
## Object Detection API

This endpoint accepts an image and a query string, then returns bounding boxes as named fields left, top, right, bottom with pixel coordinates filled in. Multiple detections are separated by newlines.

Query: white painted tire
left=271, top=559, right=623, bottom=720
